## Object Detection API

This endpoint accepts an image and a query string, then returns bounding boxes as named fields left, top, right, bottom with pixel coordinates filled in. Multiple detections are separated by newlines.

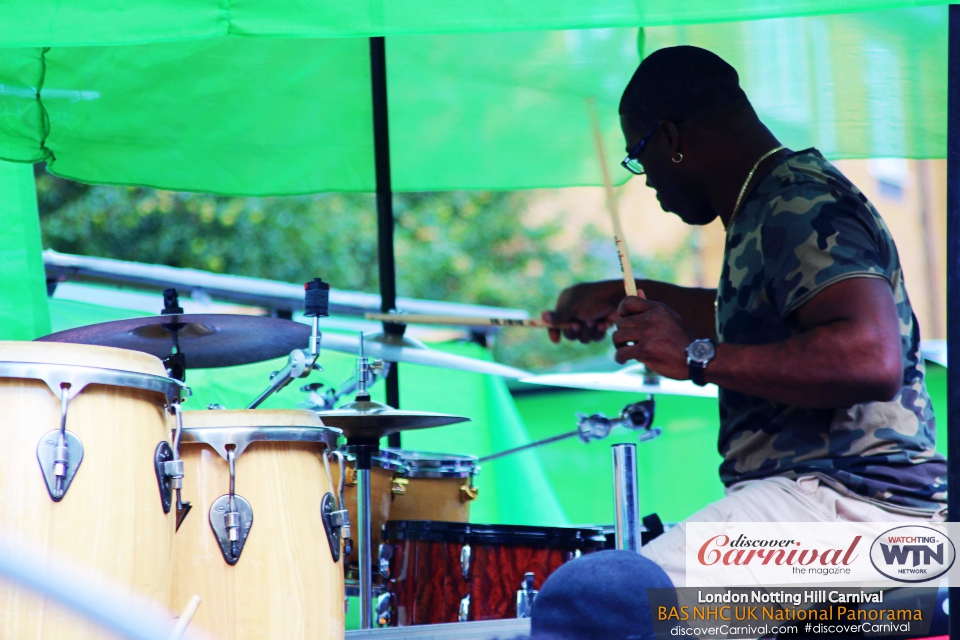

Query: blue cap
left=529, top=550, right=673, bottom=640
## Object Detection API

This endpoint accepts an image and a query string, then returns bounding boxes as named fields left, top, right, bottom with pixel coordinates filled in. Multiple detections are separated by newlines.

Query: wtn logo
left=879, top=543, right=943, bottom=567
left=870, top=526, right=955, bottom=583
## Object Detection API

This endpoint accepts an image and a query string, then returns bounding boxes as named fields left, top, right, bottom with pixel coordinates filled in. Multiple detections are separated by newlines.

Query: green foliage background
left=36, top=166, right=688, bottom=370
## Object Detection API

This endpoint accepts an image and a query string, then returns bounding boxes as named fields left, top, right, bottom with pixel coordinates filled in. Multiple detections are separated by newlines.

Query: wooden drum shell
left=0, top=342, right=175, bottom=639
left=389, top=477, right=471, bottom=523
left=383, top=521, right=605, bottom=626
left=174, top=410, right=345, bottom=640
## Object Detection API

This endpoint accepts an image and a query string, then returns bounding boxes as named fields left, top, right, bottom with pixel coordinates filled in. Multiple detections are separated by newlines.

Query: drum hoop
left=401, top=466, right=475, bottom=479
left=0, top=361, right=187, bottom=404
left=339, top=448, right=406, bottom=472
left=385, top=449, right=478, bottom=478
left=383, top=520, right=607, bottom=548
left=181, top=425, right=343, bottom=461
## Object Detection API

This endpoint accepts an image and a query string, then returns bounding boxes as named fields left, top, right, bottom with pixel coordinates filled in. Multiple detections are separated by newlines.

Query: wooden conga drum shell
left=175, top=410, right=344, bottom=640
left=0, top=342, right=175, bottom=639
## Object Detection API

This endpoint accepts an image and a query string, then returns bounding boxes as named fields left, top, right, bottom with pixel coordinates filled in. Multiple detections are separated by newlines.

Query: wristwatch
left=685, top=339, right=716, bottom=387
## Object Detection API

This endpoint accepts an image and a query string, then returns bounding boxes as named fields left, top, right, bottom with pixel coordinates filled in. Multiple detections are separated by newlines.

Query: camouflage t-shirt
left=716, top=149, right=946, bottom=510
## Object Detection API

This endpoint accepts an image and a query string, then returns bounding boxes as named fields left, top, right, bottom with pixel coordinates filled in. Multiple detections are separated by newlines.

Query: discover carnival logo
left=869, top=525, right=955, bottom=583
left=685, top=522, right=960, bottom=587
left=696, top=533, right=861, bottom=571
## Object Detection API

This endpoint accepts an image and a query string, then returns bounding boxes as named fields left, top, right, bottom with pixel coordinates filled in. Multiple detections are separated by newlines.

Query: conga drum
left=382, top=521, right=605, bottom=626
left=0, top=342, right=183, bottom=638
left=331, top=448, right=405, bottom=566
left=175, top=409, right=345, bottom=640
left=387, top=450, right=479, bottom=522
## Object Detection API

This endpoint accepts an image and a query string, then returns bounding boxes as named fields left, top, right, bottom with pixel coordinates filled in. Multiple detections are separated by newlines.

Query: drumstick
left=586, top=98, right=639, bottom=298
left=169, top=595, right=201, bottom=640
left=365, top=312, right=570, bottom=329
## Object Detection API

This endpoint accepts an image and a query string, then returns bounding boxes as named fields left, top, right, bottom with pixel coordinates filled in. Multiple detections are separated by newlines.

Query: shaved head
left=619, top=46, right=748, bottom=131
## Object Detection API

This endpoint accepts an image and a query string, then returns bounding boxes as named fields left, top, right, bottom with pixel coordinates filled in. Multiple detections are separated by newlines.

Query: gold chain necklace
left=725, top=145, right=786, bottom=231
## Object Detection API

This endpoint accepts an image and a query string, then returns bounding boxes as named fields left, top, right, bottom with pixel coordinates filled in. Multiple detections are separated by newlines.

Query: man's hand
left=545, top=280, right=719, bottom=346
left=543, top=281, right=623, bottom=344
left=611, top=295, right=695, bottom=379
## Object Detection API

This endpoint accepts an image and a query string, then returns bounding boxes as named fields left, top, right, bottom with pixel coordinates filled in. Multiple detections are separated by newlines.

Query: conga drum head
left=382, top=521, right=605, bottom=626
left=181, top=409, right=341, bottom=456
left=9, top=340, right=167, bottom=374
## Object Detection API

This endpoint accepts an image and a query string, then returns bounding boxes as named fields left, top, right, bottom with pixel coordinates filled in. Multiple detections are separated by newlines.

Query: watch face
left=688, top=340, right=715, bottom=362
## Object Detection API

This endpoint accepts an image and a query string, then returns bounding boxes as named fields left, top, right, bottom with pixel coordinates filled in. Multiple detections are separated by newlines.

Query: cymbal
left=36, top=314, right=311, bottom=369
left=320, top=332, right=530, bottom=379
left=316, top=399, right=470, bottom=440
left=38, top=316, right=530, bottom=378
left=519, top=365, right=718, bottom=398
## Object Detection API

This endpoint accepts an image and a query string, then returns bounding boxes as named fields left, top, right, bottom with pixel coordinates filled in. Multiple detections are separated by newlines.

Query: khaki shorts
left=640, top=474, right=946, bottom=587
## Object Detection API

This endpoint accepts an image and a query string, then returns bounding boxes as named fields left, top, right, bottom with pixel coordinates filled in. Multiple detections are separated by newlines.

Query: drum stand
left=348, top=440, right=379, bottom=629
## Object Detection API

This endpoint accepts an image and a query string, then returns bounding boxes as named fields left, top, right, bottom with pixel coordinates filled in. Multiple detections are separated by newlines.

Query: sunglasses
left=620, top=119, right=682, bottom=175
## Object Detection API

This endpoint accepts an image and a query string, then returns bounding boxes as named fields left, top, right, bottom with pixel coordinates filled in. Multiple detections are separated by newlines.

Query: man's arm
left=544, top=279, right=717, bottom=343
left=612, top=276, right=902, bottom=409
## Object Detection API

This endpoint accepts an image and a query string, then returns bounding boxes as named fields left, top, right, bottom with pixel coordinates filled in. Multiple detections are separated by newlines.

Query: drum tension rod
left=37, top=384, right=84, bottom=502
left=320, top=451, right=350, bottom=563
left=516, top=572, right=538, bottom=618
left=155, top=401, right=192, bottom=528
left=210, top=446, right=253, bottom=565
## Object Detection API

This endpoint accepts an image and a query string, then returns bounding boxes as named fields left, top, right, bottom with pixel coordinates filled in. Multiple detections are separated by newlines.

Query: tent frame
left=948, top=5, right=958, bottom=640
left=370, top=36, right=404, bottom=448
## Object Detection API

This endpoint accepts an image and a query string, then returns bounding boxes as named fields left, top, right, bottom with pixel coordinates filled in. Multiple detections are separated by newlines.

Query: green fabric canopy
left=0, top=6, right=949, bottom=195
left=0, top=0, right=945, bottom=45
left=0, top=161, right=50, bottom=339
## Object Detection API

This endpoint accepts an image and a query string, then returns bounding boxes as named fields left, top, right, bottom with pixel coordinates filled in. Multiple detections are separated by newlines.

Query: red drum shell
left=383, top=521, right=605, bottom=625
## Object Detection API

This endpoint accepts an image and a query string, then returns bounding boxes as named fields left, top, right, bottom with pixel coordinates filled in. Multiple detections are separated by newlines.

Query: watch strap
left=689, top=362, right=707, bottom=386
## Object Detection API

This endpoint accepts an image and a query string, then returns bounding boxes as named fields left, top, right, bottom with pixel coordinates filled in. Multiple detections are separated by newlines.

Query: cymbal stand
left=478, top=399, right=658, bottom=464
left=247, top=278, right=330, bottom=409
left=300, top=362, right=390, bottom=411
left=350, top=441, right=377, bottom=630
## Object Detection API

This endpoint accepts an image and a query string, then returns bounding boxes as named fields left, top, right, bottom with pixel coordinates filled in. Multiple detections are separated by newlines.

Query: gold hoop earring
left=672, top=153, right=683, bottom=164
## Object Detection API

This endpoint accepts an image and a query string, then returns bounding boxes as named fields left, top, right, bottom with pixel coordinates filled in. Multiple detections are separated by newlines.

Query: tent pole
left=948, top=6, right=959, bottom=640
left=370, top=36, right=403, bottom=448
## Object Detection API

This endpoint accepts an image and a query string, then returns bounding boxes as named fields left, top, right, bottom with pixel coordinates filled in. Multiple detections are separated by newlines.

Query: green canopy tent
left=0, top=3, right=949, bottom=416
left=0, top=7, right=948, bottom=191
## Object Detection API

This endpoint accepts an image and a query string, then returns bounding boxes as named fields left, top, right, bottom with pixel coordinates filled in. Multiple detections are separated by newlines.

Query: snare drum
left=175, top=410, right=345, bottom=640
left=0, top=342, right=183, bottom=639
left=382, top=520, right=605, bottom=626
left=387, top=450, right=478, bottom=523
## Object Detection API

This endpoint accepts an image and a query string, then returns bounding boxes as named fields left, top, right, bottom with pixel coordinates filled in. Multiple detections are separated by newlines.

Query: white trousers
left=640, top=474, right=946, bottom=587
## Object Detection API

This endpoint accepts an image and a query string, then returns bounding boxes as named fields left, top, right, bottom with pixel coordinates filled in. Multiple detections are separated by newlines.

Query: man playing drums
left=543, top=45, right=946, bottom=586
